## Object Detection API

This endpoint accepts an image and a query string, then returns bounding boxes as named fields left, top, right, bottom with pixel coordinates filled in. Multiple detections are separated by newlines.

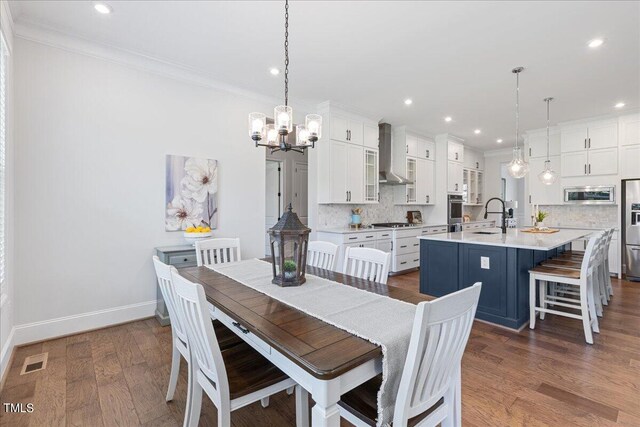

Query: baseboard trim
left=0, top=326, right=16, bottom=390
left=13, top=300, right=157, bottom=347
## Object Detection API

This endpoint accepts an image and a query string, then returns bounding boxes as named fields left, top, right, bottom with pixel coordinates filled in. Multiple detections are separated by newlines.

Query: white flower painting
left=165, top=155, right=218, bottom=231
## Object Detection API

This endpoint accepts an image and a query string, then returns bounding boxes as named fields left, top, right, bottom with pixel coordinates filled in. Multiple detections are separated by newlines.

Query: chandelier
left=506, top=67, right=529, bottom=179
left=538, top=97, right=558, bottom=185
left=248, top=0, right=322, bottom=154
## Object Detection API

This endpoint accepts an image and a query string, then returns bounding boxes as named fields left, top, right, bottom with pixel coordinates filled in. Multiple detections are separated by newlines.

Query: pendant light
left=538, top=97, right=557, bottom=185
left=507, top=67, right=529, bottom=179
left=248, top=0, right=322, bottom=153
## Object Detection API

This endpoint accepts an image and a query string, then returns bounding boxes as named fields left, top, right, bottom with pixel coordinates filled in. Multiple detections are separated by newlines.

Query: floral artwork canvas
left=165, top=155, right=218, bottom=231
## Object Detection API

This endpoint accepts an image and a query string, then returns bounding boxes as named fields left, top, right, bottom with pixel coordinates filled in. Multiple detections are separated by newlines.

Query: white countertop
left=417, top=228, right=594, bottom=251
left=317, top=223, right=448, bottom=234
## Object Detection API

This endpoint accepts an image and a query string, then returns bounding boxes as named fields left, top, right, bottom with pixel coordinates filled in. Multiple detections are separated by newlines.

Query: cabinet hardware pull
left=390, top=242, right=393, bottom=251
left=232, top=322, right=250, bottom=334
left=406, top=145, right=409, bottom=154
left=183, top=258, right=188, bottom=262
left=588, top=164, right=591, bottom=174
left=348, top=237, right=358, bottom=240
left=365, top=235, right=374, bottom=238
left=529, top=147, right=532, bottom=157
left=588, top=138, right=591, bottom=148
left=584, top=164, right=587, bottom=174
left=529, top=195, right=532, bottom=203
left=407, top=194, right=409, bottom=203
left=426, top=149, right=429, bottom=158
left=346, top=191, right=349, bottom=202
left=413, top=259, right=420, bottom=262
left=400, top=245, right=407, bottom=248
left=455, top=152, right=458, bottom=160
left=427, top=195, right=430, bottom=203
left=400, top=261, right=407, bottom=265
left=476, top=162, right=479, bottom=169
left=378, top=192, right=380, bottom=202
left=584, top=138, right=587, bottom=149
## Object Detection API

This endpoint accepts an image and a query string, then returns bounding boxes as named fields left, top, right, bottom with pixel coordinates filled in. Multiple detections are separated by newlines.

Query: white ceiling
left=8, top=1, right=640, bottom=150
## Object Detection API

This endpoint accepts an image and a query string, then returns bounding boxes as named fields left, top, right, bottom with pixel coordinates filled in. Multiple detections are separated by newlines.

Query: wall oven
left=448, top=194, right=463, bottom=231
left=564, top=186, right=615, bottom=204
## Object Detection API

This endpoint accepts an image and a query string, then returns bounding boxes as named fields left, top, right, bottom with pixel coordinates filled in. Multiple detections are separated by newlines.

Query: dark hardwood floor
left=1, top=273, right=639, bottom=426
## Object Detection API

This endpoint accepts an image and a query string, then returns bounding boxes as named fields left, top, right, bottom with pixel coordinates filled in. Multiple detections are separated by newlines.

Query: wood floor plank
left=1, top=276, right=638, bottom=427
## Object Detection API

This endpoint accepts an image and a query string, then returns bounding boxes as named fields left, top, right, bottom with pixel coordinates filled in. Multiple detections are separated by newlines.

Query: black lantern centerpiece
left=268, top=204, right=310, bottom=287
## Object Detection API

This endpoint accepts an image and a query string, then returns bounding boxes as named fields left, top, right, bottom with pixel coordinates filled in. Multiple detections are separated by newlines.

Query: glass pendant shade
left=274, top=105, right=293, bottom=133
left=296, top=125, right=309, bottom=146
left=305, top=114, right=322, bottom=139
left=248, top=112, right=266, bottom=140
left=507, top=147, right=529, bottom=179
left=538, top=160, right=557, bottom=185
left=265, top=124, right=278, bottom=146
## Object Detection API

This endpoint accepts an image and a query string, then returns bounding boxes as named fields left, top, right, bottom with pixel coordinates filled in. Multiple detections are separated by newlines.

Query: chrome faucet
left=484, top=197, right=507, bottom=234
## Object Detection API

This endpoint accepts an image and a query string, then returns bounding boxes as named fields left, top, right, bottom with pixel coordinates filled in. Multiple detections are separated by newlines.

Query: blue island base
left=419, top=240, right=569, bottom=330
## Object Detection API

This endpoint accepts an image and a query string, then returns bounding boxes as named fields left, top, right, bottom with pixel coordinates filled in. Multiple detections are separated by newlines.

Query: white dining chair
left=195, top=238, right=242, bottom=267
left=307, top=241, right=339, bottom=270
left=529, top=231, right=603, bottom=344
left=152, top=257, right=242, bottom=406
left=337, top=283, right=482, bottom=427
left=169, top=269, right=309, bottom=427
left=342, top=246, right=391, bottom=284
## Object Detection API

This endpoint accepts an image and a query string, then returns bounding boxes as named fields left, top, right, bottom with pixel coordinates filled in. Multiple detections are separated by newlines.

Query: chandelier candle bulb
left=305, top=114, right=322, bottom=139
left=296, top=125, right=310, bottom=146
left=275, top=105, right=293, bottom=133
left=248, top=112, right=266, bottom=139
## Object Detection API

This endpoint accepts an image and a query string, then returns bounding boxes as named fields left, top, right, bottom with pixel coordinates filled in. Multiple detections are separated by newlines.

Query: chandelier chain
left=284, top=0, right=289, bottom=106
left=546, top=98, right=550, bottom=161
left=515, top=71, right=519, bottom=148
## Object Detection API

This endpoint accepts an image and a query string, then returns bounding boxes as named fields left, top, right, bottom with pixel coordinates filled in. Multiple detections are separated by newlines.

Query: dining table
left=178, top=262, right=438, bottom=427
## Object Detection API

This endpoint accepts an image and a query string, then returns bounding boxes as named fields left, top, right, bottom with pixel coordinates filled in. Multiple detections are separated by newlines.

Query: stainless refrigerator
left=623, top=179, right=640, bottom=281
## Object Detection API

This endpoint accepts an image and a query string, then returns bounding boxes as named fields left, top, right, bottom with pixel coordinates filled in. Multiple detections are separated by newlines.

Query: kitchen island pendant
left=507, top=67, right=529, bottom=179
left=538, top=97, right=558, bottom=185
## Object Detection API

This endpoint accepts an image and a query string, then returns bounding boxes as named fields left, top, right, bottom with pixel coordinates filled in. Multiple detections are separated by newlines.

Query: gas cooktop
left=371, top=222, right=420, bottom=228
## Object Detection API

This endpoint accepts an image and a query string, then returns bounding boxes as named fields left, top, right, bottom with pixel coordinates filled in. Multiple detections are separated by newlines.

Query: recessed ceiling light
left=615, top=102, right=625, bottom=108
left=474, top=129, right=481, bottom=135
left=444, top=116, right=452, bottom=122
left=269, top=67, right=280, bottom=76
left=404, top=99, right=413, bottom=105
left=94, top=2, right=112, bottom=14
left=588, top=38, right=604, bottom=48
left=496, top=138, right=503, bottom=143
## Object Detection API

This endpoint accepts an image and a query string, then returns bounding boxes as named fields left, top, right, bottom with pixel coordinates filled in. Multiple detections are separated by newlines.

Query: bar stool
left=529, top=231, right=603, bottom=344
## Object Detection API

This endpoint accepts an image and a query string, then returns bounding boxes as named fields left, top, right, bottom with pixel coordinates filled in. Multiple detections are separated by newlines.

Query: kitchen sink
left=472, top=231, right=500, bottom=235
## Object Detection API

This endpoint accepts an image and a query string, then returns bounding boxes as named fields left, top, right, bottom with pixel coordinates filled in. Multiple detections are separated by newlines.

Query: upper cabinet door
left=347, top=144, right=364, bottom=203
left=587, top=147, right=618, bottom=176
left=463, top=149, right=476, bottom=169
left=329, top=140, right=348, bottom=202
left=348, top=120, right=364, bottom=145
left=363, top=124, right=379, bottom=149
left=417, top=137, right=435, bottom=160
left=448, top=141, right=464, bottom=163
left=620, top=114, right=640, bottom=146
left=423, top=159, right=435, bottom=204
left=406, top=134, right=418, bottom=157
left=528, top=132, right=561, bottom=158
left=561, top=126, right=588, bottom=153
left=621, top=145, right=640, bottom=179
left=447, top=161, right=463, bottom=193
left=561, top=151, right=588, bottom=177
left=330, top=115, right=349, bottom=143
left=587, top=121, right=618, bottom=150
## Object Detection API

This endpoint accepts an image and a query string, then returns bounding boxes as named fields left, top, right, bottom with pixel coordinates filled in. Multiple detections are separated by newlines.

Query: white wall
left=13, top=37, right=275, bottom=342
left=484, top=150, right=526, bottom=225
left=0, top=0, right=16, bottom=379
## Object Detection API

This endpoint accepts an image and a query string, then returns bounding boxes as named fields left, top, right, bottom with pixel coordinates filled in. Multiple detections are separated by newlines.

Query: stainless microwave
left=564, top=186, right=615, bottom=204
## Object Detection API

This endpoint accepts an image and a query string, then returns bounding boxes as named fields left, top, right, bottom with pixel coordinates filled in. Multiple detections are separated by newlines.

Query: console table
left=155, top=245, right=196, bottom=325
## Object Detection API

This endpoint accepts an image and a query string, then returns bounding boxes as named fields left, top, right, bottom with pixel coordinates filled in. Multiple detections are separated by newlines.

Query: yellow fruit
left=186, top=226, right=195, bottom=232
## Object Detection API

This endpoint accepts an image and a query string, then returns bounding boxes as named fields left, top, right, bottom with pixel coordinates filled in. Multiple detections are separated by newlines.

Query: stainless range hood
left=378, top=123, right=413, bottom=185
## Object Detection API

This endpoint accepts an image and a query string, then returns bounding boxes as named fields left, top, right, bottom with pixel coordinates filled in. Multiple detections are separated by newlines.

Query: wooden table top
left=178, top=263, right=433, bottom=380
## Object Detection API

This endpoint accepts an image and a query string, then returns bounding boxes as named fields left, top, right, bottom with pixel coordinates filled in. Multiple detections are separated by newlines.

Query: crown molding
left=13, top=19, right=316, bottom=113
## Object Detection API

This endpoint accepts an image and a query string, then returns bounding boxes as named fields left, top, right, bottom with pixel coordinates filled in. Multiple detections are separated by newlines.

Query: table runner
left=208, top=259, right=416, bottom=426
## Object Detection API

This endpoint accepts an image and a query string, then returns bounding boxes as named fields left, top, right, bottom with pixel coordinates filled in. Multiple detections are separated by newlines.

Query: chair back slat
left=152, top=256, right=188, bottom=343
left=170, top=269, right=230, bottom=403
left=580, top=231, right=605, bottom=278
left=393, top=283, right=482, bottom=425
left=195, top=238, right=242, bottom=267
left=307, top=241, right=339, bottom=271
left=342, top=247, right=391, bottom=284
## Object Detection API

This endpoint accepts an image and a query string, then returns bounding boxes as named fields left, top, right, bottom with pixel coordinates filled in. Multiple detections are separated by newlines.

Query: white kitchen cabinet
left=347, top=144, right=364, bottom=203
left=561, top=148, right=617, bottom=177
left=329, top=114, right=363, bottom=145
left=404, top=158, right=417, bottom=204
left=587, top=148, right=618, bottom=176
left=561, top=121, right=617, bottom=153
left=417, top=137, right=435, bottom=160
left=363, top=124, right=379, bottom=149
left=527, top=130, right=561, bottom=158
left=529, top=156, right=563, bottom=205
left=405, top=134, right=418, bottom=157
left=422, top=159, right=435, bottom=205
left=621, top=144, right=640, bottom=179
left=463, top=148, right=484, bottom=171
left=620, top=114, right=640, bottom=146
left=448, top=141, right=464, bottom=163
left=448, top=161, right=463, bottom=193
left=364, top=148, right=379, bottom=203
left=316, top=230, right=393, bottom=271
left=463, top=168, right=484, bottom=205
left=609, top=235, right=619, bottom=275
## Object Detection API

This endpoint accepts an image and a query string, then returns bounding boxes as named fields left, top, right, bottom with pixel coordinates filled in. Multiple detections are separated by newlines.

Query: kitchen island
left=418, top=228, right=592, bottom=329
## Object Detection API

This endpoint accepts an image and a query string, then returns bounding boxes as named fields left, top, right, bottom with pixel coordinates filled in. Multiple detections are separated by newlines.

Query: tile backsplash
left=538, top=205, right=618, bottom=229
left=317, top=186, right=413, bottom=227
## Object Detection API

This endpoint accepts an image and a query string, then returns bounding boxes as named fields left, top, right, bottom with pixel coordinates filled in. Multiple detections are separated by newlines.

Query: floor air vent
left=20, top=352, right=48, bottom=375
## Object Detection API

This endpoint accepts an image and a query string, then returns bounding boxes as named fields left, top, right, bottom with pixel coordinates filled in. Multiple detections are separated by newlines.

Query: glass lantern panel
left=274, top=105, right=293, bottom=133
left=305, top=114, right=322, bottom=139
